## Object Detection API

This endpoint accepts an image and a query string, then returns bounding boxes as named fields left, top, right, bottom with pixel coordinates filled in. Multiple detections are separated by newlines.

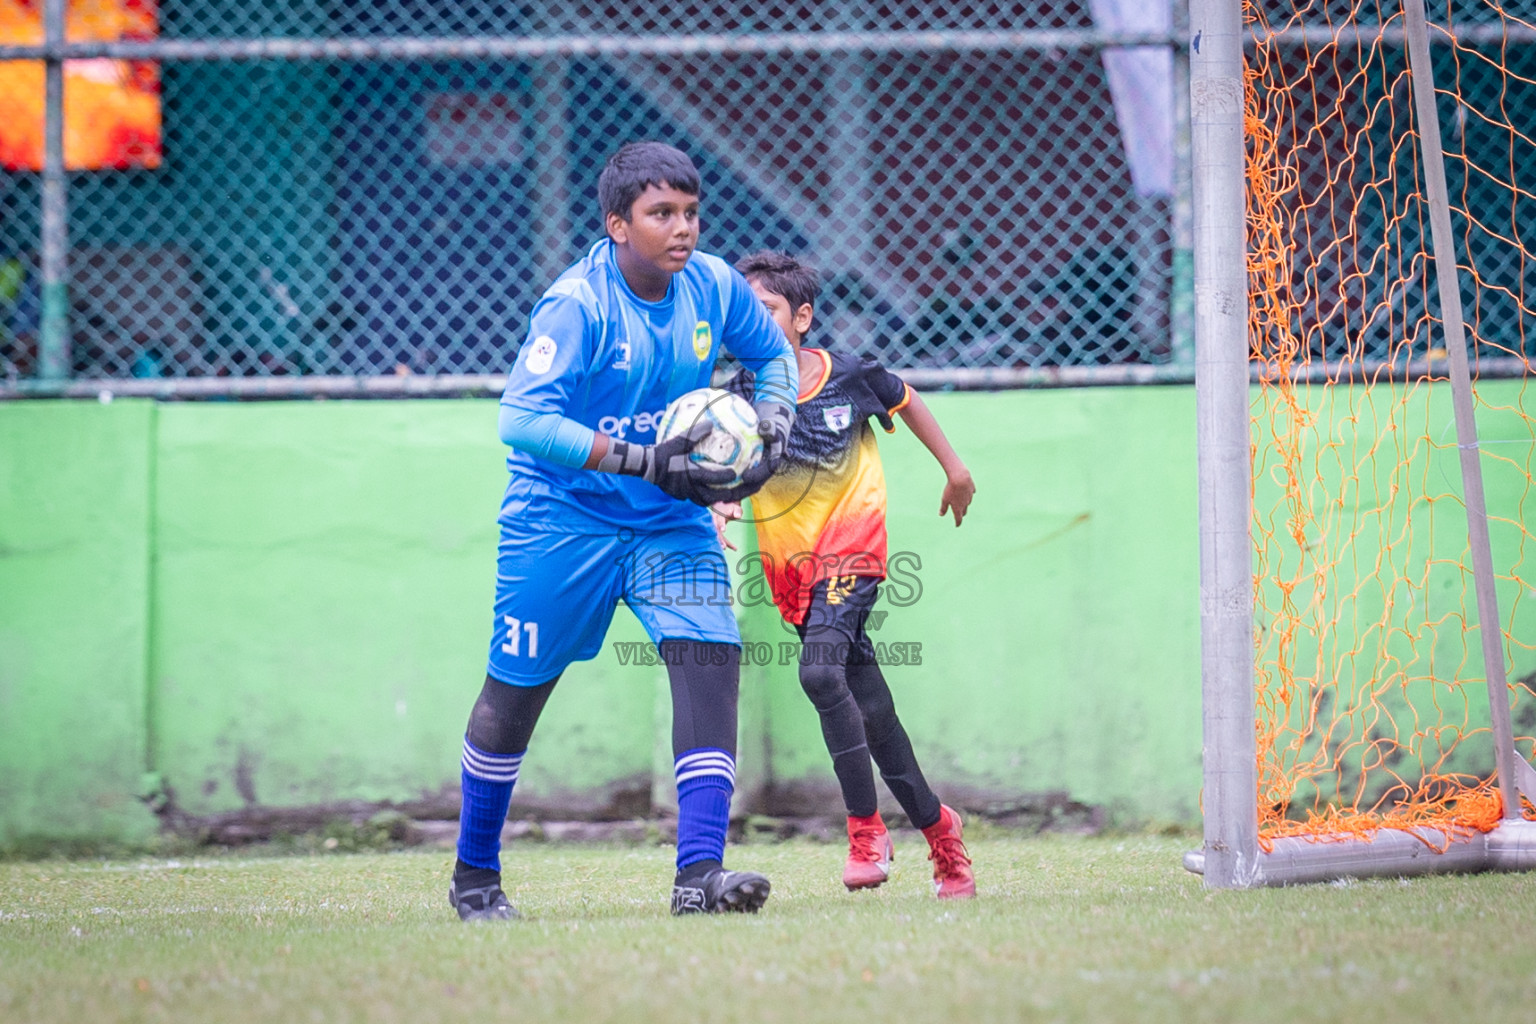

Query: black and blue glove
left=596, top=420, right=735, bottom=506
left=752, top=401, right=794, bottom=475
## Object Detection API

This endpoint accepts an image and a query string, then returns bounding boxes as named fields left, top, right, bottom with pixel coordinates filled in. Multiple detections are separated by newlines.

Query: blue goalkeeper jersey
left=498, top=238, right=797, bottom=533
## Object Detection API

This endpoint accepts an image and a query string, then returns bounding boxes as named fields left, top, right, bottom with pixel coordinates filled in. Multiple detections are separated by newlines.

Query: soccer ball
left=656, top=387, right=763, bottom=486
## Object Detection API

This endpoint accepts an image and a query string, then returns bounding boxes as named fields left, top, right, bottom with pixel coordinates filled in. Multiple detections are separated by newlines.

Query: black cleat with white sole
left=670, top=866, right=771, bottom=916
left=449, top=876, right=520, bottom=922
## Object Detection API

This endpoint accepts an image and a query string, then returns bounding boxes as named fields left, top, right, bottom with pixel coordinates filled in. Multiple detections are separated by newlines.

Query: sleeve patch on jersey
left=525, top=335, right=558, bottom=374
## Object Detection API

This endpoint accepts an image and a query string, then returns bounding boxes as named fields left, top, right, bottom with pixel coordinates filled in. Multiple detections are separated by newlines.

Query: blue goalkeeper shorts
left=485, top=520, right=740, bottom=685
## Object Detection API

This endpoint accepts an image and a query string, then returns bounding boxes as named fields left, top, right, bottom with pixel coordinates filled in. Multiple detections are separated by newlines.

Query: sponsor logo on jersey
left=692, top=321, right=712, bottom=361
left=823, top=404, right=853, bottom=431
left=597, top=407, right=665, bottom=440
left=613, top=339, right=631, bottom=371
left=525, top=335, right=558, bottom=375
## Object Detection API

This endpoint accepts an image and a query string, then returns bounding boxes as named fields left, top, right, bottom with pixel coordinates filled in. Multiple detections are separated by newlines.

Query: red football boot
left=921, top=805, right=975, bottom=899
left=843, top=812, right=894, bottom=890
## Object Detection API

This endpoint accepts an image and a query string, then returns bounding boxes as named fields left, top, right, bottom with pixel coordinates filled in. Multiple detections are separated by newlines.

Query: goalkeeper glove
left=595, top=420, right=735, bottom=506
left=753, top=400, right=795, bottom=474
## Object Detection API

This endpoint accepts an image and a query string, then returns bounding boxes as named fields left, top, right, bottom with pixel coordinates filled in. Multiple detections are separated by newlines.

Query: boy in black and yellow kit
left=719, top=250, right=977, bottom=898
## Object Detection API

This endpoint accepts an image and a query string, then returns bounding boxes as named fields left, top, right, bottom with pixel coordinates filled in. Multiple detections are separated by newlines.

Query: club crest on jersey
left=525, top=335, right=557, bottom=375
left=823, top=404, right=853, bottom=431
left=692, top=321, right=712, bottom=361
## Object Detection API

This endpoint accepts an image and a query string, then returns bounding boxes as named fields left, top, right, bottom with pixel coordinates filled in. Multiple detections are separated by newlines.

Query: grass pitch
left=3, top=832, right=1535, bottom=1023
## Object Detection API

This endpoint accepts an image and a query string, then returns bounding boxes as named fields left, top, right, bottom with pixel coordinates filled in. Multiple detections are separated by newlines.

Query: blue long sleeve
left=748, top=350, right=797, bottom=409
left=497, top=404, right=597, bottom=468
left=716, top=263, right=798, bottom=408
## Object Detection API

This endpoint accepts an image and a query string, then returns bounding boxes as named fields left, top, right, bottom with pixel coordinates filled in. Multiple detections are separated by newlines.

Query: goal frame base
left=1183, top=819, right=1536, bottom=886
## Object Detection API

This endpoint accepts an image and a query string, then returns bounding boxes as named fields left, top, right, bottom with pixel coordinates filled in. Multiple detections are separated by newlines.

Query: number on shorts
left=501, top=616, right=540, bottom=658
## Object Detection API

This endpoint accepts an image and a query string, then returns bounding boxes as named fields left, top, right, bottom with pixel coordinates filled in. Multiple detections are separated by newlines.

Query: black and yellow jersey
left=727, top=347, right=911, bottom=624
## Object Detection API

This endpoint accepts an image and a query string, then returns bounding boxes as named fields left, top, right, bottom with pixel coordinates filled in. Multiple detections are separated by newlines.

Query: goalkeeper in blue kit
left=448, top=142, right=798, bottom=920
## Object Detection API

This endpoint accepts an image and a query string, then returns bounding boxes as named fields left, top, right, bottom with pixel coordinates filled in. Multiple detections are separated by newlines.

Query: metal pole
left=826, top=50, right=877, bottom=346
left=38, top=0, right=69, bottom=379
left=1190, top=0, right=1258, bottom=887
left=1171, top=0, right=1196, bottom=367
left=0, top=29, right=1183, bottom=63
left=4, top=24, right=1531, bottom=63
left=529, top=57, right=572, bottom=288
left=1402, top=0, right=1521, bottom=819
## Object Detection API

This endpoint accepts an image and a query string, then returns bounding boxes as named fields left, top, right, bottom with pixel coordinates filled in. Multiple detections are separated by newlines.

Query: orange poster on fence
left=0, top=0, right=160, bottom=171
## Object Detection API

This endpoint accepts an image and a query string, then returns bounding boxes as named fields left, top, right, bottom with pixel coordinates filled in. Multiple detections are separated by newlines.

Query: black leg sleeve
left=465, top=673, right=558, bottom=754
left=846, top=654, right=942, bottom=830
left=660, top=640, right=739, bottom=757
left=799, top=650, right=879, bottom=818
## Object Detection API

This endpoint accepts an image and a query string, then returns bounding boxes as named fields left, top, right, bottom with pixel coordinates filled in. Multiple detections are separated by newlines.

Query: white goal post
left=1186, top=0, right=1536, bottom=888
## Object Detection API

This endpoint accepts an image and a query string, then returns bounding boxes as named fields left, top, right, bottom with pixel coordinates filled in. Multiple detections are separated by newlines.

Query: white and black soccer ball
left=656, top=387, right=764, bottom=486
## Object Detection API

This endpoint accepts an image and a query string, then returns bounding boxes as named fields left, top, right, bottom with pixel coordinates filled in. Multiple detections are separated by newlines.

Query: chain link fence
left=4, top=3, right=1534, bottom=397
left=1244, top=1, right=1536, bottom=378
left=0, top=1, right=1197, bottom=395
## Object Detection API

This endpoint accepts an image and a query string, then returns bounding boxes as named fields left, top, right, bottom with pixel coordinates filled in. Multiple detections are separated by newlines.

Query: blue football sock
left=455, top=738, right=524, bottom=872
left=674, top=747, right=735, bottom=872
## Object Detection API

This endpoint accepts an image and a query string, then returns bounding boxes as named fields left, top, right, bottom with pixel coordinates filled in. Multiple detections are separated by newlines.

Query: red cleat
left=842, top=813, right=894, bottom=890
left=922, top=805, right=975, bottom=899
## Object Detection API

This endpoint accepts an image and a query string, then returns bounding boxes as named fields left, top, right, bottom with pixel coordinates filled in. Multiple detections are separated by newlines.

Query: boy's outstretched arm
left=896, top=391, right=976, bottom=526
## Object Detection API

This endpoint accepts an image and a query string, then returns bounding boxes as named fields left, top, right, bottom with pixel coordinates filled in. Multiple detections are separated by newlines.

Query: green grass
left=3, top=833, right=1535, bottom=1023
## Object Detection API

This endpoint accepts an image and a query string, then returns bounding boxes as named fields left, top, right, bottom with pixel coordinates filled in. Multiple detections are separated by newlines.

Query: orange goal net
left=1244, top=0, right=1536, bottom=848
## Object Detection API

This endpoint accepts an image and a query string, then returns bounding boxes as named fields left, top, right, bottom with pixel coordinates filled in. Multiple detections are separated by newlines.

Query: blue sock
left=674, top=747, right=735, bottom=872
left=455, top=738, right=524, bottom=872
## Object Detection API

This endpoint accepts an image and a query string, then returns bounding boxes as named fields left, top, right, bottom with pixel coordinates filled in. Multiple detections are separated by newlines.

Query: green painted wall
left=749, top=388, right=1203, bottom=823
left=147, top=401, right=655, bottom=818
left=1, top=383, right=1530, bottom=842
left=0, top=401, right=159, bottom=842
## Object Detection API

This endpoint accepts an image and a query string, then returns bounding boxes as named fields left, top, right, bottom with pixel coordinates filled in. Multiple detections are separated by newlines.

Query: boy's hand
left=645, top=422, right=739, bottom=504
left=711, top=501, right=743, bottom=551
left=597, top=421, right=735, bottom=505
left=940, top=469, right=975, bottom=526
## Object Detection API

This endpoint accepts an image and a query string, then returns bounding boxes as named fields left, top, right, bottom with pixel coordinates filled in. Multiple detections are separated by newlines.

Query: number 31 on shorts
left=502, top=616, right=540, bottom=658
